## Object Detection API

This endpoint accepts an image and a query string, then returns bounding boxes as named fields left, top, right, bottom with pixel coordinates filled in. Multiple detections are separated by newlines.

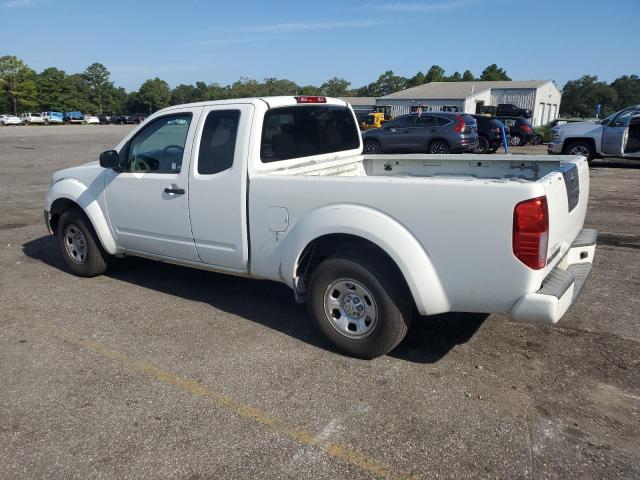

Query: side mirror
left=99, top=150, right=121, bottom=170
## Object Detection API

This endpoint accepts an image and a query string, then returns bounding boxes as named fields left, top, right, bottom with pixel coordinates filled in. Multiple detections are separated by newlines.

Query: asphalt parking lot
left=1, top=125, right=639, bottom=479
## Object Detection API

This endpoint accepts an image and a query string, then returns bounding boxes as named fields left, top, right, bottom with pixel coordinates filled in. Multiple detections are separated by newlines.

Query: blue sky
left=2, top=0, right=638, bottom=92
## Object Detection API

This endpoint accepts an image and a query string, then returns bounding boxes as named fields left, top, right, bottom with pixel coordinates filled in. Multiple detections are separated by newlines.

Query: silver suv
left=362, top=112, right=479, bottom=154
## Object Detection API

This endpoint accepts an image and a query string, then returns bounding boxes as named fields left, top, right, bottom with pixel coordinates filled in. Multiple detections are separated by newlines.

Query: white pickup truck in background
left=45, top=96, right=597, bottom=358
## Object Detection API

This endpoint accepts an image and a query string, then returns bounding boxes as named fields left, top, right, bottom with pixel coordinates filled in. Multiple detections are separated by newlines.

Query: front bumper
left=510, top=228, right=597, bottom=325
left=547, top=141, right=564, bottom=154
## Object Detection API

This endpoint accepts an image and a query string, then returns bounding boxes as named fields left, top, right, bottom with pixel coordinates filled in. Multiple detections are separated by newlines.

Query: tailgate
left=542, top=156, right=590, bottom=271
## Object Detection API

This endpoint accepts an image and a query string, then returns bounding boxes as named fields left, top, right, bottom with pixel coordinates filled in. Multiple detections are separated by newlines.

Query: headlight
left=551, top=128, right=560, bottom=141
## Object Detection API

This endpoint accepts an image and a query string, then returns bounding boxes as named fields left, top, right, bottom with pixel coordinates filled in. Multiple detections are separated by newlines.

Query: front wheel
left=307, top=254, right=412, bottom=359
left=530, top=134, right=542, bottom=145
left=57, top=209, right=109, bottom=277
left=564, top=140, right=595, bottom=162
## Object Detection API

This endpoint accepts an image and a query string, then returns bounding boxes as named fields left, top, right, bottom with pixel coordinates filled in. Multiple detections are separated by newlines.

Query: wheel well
left=49, top=198, right=82, bottom=234
left=295, top=233, right=412, bottom=305
left=562, top=137, right=596, bottom=153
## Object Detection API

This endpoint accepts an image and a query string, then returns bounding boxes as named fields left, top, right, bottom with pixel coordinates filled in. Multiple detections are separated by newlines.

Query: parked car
left=84, top=114, right=100, bottom=125
left=99, top=112, right=115, bottom=124
left=496, top=103, right=532, bottom=119
left=64, top=111, right=85, bottom=124
left=44, top=95, right=596, bottom=358
left=0, top=114, right=22, bottom=126
left=362, top=112, right=479, bottom=154
left=471, top=115, right=510, bottom=153
left=114, top=114, right=136, bottom=125
left=20, top=112, right=44, bottom=125
left=497, top=116, right=534, bottom=146
left=131, top=113, right=147, bottom=124
left=548, top=105, right=640, bottom=162
left=42, top=111, right=64, bottom=125
left=534, top=118, right=583, bottom=144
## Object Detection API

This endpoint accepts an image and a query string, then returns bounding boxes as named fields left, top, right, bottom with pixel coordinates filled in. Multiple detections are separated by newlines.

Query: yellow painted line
left=55, top=330, right=418, bottom=480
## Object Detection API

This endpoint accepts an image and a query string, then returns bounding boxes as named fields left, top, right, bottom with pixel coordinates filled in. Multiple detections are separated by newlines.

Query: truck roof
left=158, top=96, right=349, bottom=113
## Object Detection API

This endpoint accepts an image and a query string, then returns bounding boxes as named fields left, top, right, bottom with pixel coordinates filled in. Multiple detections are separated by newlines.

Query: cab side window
left=124, top=114, right=192, bottom=173
left=197, top=110, right=240, bottom=175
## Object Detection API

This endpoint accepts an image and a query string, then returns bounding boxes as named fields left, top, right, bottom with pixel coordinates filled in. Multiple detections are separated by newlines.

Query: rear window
left=261, top=106, right=360, bottom=163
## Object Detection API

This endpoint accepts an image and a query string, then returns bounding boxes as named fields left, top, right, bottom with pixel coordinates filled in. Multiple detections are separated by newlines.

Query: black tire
left=563, top=140, right=595, bottom=162
left=363, top=139, right=381, bottom=154
left=307, top=253, right=412, bottom=359
left=488, top=147, right=499, bottom=153
left=56, top=209, right=109, bottom=277
left=475, top=135, right=490, bottom=154
left=509, top=134, right=522, bottom=146
left=530, top=134, right=542, bottom=145
left=428, top=139, right=450, bottom=154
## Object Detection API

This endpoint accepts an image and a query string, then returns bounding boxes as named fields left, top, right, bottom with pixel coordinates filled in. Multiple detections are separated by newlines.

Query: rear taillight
left=513, top=196, right=549, bottom=270
left=295, top=96, right=326, bottom=103
left=453, top=115, right=465, bottom=132
left=521, top=125, right=532, bottom=133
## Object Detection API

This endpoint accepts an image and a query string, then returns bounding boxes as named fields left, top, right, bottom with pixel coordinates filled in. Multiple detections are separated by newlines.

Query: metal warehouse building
left=374, top=80, right=562, bottom=126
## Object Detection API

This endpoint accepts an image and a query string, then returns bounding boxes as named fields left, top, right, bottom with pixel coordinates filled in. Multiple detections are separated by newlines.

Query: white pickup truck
left=45, top=96, right=597, bottom=358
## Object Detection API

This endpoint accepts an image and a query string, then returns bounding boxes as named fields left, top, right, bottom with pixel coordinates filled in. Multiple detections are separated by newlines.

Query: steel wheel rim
left=364, top=141, right=379, bottom=154
left=64, top=224, right=88, bottom=263
left=569, top=145, right=590, bottom=157
left=431, top=142, right=448, bottom=154
left=323, top=278, right=378, bottom=339
left=510, top=135, right=521, bottom=146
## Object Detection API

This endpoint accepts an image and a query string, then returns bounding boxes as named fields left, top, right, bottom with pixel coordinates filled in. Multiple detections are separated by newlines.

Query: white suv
left=20, top=112, right=44, bottom=125
left=0, top=114, right=22, bottom=126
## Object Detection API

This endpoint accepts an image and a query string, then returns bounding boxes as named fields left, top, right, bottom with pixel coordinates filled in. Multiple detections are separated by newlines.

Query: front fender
left=277, top=204, right=449, bottom=316
left=45, top=177, right=118, bottom=254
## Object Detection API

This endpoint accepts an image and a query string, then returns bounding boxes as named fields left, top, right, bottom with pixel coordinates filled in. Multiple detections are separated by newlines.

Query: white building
left=377, top=80, right=562, bottom=126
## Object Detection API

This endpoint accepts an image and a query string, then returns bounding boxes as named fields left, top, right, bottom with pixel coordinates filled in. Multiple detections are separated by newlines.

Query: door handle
left=164, top=187, right=185, bottom=195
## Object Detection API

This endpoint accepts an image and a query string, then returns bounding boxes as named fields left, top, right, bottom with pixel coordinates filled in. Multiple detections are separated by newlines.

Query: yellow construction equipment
left=359, top=111, right=387, bottom=130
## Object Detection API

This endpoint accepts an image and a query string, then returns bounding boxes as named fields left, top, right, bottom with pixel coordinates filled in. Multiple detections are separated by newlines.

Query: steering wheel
left=132, top=156, right=151, bottom=171
left=163, top=144, right=184, bottom=155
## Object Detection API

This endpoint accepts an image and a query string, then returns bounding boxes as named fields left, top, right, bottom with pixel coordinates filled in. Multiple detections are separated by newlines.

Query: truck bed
left=249, top=153, right=589, bottom=316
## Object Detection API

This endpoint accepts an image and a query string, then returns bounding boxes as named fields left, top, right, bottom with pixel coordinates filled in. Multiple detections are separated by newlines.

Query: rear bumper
left=510, top=228, right=597, bottom=325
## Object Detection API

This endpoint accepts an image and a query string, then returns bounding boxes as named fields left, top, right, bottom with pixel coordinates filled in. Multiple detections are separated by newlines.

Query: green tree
left=462, top=70, right=475, bottom=81
left=479, top=64, right=511, bottom=81
left=138, top=77, right=171, bottom=113
left=298, top=84, right=321, bottom=95
left=171, top=83, right=198, bottom=105
left=406, top=71, right=426, bottom=88
left=424, top=65, right=445, bottom=83
left=320, top=77, right=350, bottom=97
left=446, top=71, right=462, bottom=82
left=36, top=67, right=71, bottom=111
left=83, top=63, right=113, bottom=112
left=0, top=55, right=38, bottom=114
left=560, top=75, right=617, bottom=118
left=264, top=77, right=299, bottom=96
left=610, top=75, right=640, bottom=110
left=366, top=70, right=407, bottom=96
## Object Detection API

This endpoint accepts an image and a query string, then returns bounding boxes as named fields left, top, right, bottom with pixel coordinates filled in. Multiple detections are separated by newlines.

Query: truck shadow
left=23, top=235, right=486, bottom=364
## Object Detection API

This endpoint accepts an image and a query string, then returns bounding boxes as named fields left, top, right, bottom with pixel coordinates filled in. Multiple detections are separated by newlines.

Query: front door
left=188, top=104, right=254, bottom=271
left=105, top=108, right=203, bottom=261
left=379, top=115, right=417, bottom=151
left=602, top=108, right=634, bottom=156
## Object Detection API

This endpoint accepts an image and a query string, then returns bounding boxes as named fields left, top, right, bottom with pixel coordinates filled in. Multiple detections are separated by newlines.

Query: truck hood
left=52, top=160, right=103, bottom=185
left=556, top=121, right=603, bottom=136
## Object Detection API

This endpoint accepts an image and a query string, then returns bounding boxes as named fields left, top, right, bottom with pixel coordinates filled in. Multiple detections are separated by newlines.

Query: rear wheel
left=510, top=134, right=522, bottom=146
left=308, top=254, right=412, bottom=359
left=57, top=209, right=109, bottom=277
left=363, top=139, right=381, bottom=154
left=564, top=140, right=595, bottom=162
left=530, top=134, right=543, bottom=145
left=428, top=140, right=450, bottom=154
left=475, top=135, right=490, bottom=154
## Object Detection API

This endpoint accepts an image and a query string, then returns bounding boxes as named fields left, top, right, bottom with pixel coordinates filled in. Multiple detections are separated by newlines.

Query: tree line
left=0, top=55, right=638, bottom=119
